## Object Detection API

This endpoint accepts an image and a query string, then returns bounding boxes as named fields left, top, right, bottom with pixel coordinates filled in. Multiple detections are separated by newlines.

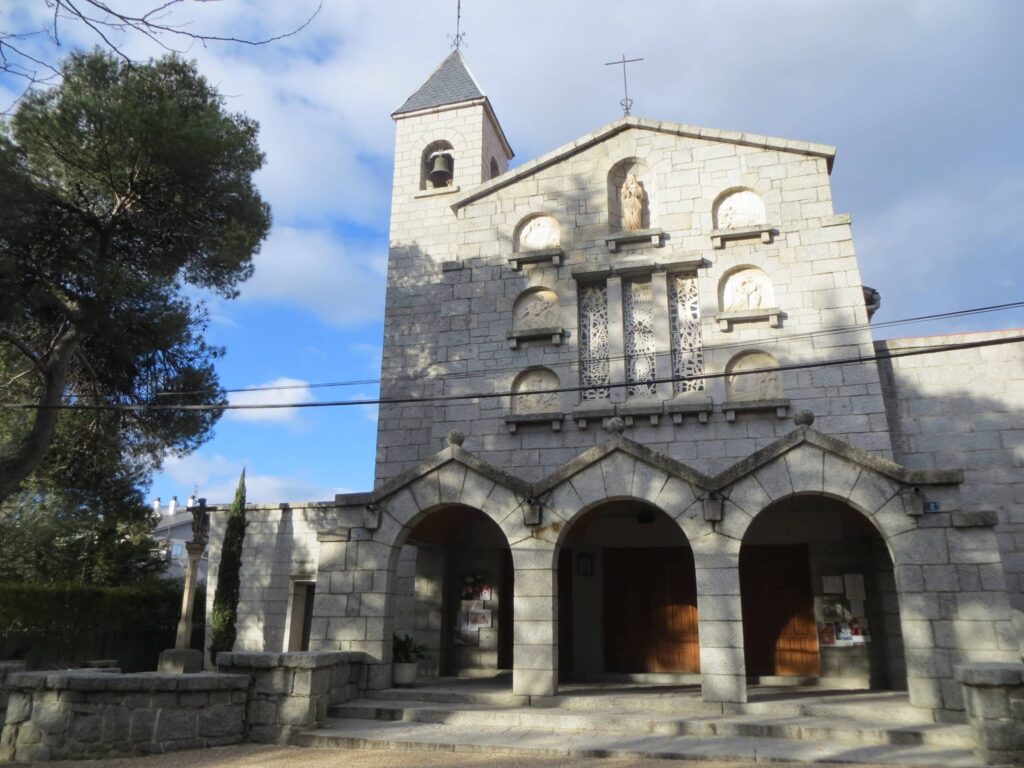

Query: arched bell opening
left=739, top=496, right=907, bottom=692
left=393, top=504, right=513, bottom=678
left=556, top=499, right=699, bottom=683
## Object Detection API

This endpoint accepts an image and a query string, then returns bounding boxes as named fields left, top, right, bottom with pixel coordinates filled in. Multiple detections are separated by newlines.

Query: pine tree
left=209, top=469, right=246, bottom=659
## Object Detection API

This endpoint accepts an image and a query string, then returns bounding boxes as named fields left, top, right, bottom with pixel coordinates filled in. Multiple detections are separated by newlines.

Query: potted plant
left=392, top=633, right=429, bottom=687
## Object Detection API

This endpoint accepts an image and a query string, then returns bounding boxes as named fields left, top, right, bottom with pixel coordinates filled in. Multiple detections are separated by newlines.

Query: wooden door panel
left=741, top=545, right=819, bottom=677
left=604, top=547, right=699, bottom=674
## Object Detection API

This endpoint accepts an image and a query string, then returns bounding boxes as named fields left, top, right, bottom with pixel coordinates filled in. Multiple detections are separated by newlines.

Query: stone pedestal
left=158, top=648, right=204, bottom=674
left=955, top=662, right=1024, bottom=765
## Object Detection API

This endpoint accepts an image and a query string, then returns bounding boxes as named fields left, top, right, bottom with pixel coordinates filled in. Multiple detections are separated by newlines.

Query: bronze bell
left=428, top=153, right=453, bottom=187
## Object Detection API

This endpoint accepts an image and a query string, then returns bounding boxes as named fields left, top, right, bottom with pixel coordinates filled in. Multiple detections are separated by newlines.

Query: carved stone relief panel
left=516, top=215, right=560, bottom=252
left=669, top=275, right=705, bottom=393
left=513, top=289, right=560, bottom=331
left=725, top=352, right=783, bottom=402
left=721, top=267, right=775, bottom=312
left=714, top=189, right=766, bottom=230
left=513, top=368, right=562, bottom=414
left=579, top=283, right=610, bottom=401
left=624, top=278, right=656, bottom=397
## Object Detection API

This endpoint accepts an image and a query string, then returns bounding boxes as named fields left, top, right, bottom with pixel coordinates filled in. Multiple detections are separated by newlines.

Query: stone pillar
left=650, top=270, right=673, bottom=398
left=693, top=536, right=747, bottom=705
left=607, top=276, right=625, bottom=404
left=955, top=662, right=1024, bottom=765
left=512, top=547, right=557, bottom=697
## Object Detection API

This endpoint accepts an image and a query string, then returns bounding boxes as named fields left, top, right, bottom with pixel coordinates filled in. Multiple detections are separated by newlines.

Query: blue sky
left=2, top=1, right=1023, bottom=504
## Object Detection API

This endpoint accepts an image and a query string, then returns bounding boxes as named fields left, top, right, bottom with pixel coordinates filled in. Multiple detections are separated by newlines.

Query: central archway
left=392, top=504, right=513, bottom=678
left=557, top=499, right=699, bottom=682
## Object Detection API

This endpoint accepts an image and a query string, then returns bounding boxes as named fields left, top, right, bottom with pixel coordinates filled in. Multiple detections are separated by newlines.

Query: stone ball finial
left=446, top=430, right=465, bottom=447
left=793, top=410, right=815, bottom=427
left=606, top=416, right=625, bottom=435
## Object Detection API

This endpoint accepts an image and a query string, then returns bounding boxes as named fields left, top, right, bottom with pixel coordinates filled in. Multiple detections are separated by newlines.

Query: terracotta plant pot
left=392, top=661, right=418, bottom=687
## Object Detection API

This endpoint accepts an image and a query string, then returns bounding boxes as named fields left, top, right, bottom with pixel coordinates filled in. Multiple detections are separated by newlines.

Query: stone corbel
left=504, top=413, right=564, bottom=434
left=715, top=307, right=783, bottom=332
left=571, top=402, right=616, bottom=430
left=362, top=504, right=381, bottom=531
left=666, top=397, right=714, bottom=425
left=508, top=248, right=563, bottom=271
left=523, top=498, right=542, bottom=527
left=507, top=326, right=564, bottom=349
left=900, top=487, right=925, bottom=516
left=616, top=399, right=664, bottom=427
left=605, top=228, right=665, bottom=252
left=710, top=224, right=775, bottom=249
left=722, top=399, right=790, bottom=421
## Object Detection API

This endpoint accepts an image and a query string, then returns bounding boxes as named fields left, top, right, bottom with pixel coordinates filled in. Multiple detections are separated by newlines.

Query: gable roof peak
left=393, top=49, right=486, bottom=117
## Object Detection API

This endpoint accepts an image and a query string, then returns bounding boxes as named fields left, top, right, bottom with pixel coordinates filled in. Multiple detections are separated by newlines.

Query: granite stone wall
left=0, top=671, right=248, bottom=763
left=877, top=331, right=1024, bottom=646
left=956, top=661, right=1024, bottom=765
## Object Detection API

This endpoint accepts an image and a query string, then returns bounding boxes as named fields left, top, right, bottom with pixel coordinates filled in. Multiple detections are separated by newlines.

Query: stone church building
left=209, top=51, right=1023, bottom=719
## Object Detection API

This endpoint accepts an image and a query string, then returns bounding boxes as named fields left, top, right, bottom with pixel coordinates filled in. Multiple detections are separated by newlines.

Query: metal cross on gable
left=605, top=54, right=644, bottom=116
left=449, top=0, right=467, bottom=50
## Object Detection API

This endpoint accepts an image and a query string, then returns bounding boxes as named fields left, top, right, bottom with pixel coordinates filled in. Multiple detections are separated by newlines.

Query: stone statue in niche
left=716, top=190, right=765, bottom=230
left=723, top=268, right=773, bottom=312
left=517, top=216, right=560, bottom=251
left=621, top=173, right=646, bottom=231
left=514, top=290, right=560, bottom=330
left=514, top=369, right=561, bottom=414
left=727, top=353, right=782, bottom=402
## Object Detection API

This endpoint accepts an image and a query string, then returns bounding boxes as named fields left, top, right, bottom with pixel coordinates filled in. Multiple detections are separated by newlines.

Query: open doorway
left=393, top=505, right=513, bottom=678
left=740, top=496, right=907, bottom=690
left=557, top=500, right=699, bottom=681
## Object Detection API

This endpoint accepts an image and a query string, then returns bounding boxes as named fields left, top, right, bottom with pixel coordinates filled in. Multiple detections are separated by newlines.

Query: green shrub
left=0, top=581, right=179, bottom=634
left=209, top=470, right=246, bottom=660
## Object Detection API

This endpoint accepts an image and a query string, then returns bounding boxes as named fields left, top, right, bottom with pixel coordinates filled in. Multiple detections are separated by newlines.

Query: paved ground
left=43, top=744, right=907, bottom=767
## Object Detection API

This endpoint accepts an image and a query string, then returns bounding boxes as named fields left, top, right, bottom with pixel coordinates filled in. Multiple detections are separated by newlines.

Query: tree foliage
left=0, top=50, right=271, bottom=504
left=209, top=467, right=245, bottom=659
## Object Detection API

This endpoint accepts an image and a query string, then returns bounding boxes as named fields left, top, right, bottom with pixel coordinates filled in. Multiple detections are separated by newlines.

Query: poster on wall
left=455, top=613, right=479, bottom=646
left=468, top=609, right=492, bottom=628
left=822, top=575, right=844, bottom=594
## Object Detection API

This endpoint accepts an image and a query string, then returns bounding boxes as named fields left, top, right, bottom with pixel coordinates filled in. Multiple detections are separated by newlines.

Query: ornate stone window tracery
left=578, top=283, right=610, bottom=400
left=623, top=278, right=656, bottom=397
left=669, top=274, right=705, bottom=393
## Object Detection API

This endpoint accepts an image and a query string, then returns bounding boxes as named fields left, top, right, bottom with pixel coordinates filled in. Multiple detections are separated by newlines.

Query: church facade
left=210, top=51, right=1023, bottom=718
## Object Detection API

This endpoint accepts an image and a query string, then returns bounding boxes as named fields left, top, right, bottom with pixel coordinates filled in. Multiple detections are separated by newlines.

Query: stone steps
left=296, top=717, right=983, bottom=766
left=328, top=697, right=972, bottom=749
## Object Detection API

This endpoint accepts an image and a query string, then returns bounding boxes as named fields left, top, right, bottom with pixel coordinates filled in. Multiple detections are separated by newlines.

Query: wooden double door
left=740, top=544, right=820, bottom=677
left=602, top=547, right=700, bottom=674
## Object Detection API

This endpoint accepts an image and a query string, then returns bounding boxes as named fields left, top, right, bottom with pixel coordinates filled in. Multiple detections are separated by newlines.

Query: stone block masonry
left=956, top=661, right=1024, bottom=765
left=0, top=652, right=364, bottom=762
left=216, top=651, right=366, bottom=744
left=0, top=671, right=248, bottom=763
left=0, top=662, right=25, bottom=715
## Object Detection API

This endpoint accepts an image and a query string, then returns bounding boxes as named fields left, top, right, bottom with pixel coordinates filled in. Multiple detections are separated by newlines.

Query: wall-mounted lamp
left=523, top=498, right=542, bottom=527
left=703, top=492, right=723, bottom=522
left=577, top=553, right=594, bottom=576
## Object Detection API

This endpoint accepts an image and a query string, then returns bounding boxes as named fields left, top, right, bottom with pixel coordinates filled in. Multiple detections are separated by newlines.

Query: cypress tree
left=209, top=469, right=246, bottom=659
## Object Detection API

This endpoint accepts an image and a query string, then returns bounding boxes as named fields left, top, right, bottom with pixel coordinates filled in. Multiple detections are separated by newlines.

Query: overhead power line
left=152, top=300, right=1024, bottom=398
left=2, top=333, right=1021, bottom=413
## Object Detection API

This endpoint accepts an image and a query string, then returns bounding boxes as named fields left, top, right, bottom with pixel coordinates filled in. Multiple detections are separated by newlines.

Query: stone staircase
left=295, top=683, right=982, bottom=765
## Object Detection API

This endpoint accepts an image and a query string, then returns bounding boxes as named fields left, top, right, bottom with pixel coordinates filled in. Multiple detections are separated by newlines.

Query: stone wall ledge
left=955, top=662, right=1024, bottom=686
left=217, top=651, right=361, bottom=670
left=7, top=671, right=249, bottom=692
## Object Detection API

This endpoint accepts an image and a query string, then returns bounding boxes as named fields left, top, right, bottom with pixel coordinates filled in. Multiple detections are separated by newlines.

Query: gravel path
left=43, top=744, right=899, bottom=768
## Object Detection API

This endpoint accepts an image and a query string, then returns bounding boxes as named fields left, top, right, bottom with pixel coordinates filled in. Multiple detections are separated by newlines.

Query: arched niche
left=725, top=351, right=783, bottom=403
left=720, top=266, right=776, bottom=312
left=514, top=214, right=560, bottom=253
left=713, top=188, right=766, bottom=230
left=512, top=288, right=561, bottom=332
left=511, top=367, right=561, bottom=415
left=421, top=140, right=455, bottom=190
left=607, top=158, right=652, bottom=233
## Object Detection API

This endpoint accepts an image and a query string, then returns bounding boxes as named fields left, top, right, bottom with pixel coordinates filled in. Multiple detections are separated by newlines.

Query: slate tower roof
left=393, top=50, right=486, bottom=116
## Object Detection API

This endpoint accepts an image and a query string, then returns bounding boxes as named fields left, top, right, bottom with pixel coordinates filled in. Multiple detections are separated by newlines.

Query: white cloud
left=226, top=377, right=316, bottom=425
left=161, top=452, right=346, bottom=505
left=239, top=225, right=385, bottom=327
